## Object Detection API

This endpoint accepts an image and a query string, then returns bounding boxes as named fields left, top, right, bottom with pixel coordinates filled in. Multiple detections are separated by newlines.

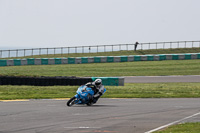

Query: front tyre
left=67, top=96, right=76, bottom=107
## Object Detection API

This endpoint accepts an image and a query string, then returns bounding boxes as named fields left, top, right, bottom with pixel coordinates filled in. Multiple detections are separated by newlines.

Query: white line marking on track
left=64, top=127, right=100, bottom=129
left=73, top=113, right=90, bottom=116
left=145, top=112, right=200, bottom=133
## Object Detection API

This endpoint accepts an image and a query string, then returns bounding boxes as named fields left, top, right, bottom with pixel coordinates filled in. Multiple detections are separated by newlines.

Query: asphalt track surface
left=1, top=98, right=200, bottom=133
left=125, top=75, right=200, bottom=83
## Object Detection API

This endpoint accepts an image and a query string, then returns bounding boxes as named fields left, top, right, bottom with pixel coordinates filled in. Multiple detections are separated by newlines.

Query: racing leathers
left=85, top=82, right=105, bottom=103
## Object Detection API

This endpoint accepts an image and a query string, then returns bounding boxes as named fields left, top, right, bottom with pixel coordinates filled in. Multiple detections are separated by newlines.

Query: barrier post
left=0, top=50, right=2, bottom=58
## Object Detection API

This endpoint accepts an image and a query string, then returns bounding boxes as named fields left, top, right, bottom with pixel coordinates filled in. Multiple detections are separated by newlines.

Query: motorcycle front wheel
left=67, top=96, right=76, bottom=107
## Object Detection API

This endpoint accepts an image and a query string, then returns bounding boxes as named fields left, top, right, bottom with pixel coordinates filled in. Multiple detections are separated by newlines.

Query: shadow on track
left=67, top=104, right=118, bottom=108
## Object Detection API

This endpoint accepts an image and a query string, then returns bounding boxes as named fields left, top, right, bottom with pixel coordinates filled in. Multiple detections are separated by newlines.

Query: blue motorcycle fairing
left=76, top=85, right=94, bottom=96
left=103, top=88, right=106, bottom=94
left=74, top=85, right=95, bottom=104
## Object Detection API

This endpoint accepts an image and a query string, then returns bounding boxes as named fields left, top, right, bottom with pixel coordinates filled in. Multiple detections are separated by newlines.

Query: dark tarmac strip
left=0, top=98, right=200, bottom=133
left=125, top=75, right=200, bottom=83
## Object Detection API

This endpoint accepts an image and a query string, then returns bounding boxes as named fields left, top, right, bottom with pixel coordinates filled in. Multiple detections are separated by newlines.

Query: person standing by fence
left=134, top=42, right=139, bottom=51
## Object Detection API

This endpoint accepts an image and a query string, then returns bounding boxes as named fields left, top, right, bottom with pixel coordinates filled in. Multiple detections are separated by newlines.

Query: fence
left=0, top=40, right=200, bottom=58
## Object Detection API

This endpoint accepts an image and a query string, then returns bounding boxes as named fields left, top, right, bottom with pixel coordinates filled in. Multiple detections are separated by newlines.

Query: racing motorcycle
left=66, top=85, right=106, bottom=107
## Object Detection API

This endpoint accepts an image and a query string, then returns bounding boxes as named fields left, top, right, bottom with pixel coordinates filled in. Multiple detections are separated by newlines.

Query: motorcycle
left=67, top=85, right=106, bottom=106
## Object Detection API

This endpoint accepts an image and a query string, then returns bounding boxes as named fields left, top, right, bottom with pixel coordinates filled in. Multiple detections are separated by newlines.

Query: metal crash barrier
left=0, top=53, right=199, bottom=67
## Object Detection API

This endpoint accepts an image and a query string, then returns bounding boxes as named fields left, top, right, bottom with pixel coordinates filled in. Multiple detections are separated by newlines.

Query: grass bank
left=1, top=83, right=200, bottom=100
left=0, top=60, right=200, bottom=77
left=154, top=122, right=200, bottom=133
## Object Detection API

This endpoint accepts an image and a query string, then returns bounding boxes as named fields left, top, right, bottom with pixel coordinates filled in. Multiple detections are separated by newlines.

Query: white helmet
left=94, top=79, right=102, bottom=86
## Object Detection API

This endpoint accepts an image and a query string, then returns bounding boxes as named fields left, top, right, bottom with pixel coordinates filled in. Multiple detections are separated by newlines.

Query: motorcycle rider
left=85, top=78, right=105, bottom=104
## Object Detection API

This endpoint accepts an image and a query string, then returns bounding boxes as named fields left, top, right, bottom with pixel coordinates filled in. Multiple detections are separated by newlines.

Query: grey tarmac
left=125, top=75, right=200, bottom=83
left=0, top=98, right=200, bottom=133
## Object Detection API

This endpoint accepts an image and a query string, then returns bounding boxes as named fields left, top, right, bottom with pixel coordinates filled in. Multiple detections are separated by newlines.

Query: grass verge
left=1, top=83, right=200, bottom=100
left=0, top=60, right=200, bottom=77
left=154, top=122, right=200, bottom=133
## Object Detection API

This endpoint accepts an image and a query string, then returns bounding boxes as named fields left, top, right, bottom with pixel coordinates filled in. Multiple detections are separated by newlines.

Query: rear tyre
left=67, top=96, right=76, bottom=107
left=86, top=102, right=93, bottom=106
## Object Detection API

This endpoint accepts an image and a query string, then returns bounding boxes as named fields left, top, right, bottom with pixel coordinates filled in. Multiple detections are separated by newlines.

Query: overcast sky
left=0, top=0, right=200, bottom=49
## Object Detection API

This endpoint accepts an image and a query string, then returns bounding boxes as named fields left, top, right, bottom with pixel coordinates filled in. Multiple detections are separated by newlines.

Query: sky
left=0, top=0, right=200, bottom=49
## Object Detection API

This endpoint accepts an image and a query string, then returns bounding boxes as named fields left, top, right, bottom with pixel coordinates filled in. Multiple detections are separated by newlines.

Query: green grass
left=3, top=47, right=200, bottom=59
left=1, top=83, right=200, bottom=100
left=1, top=59, right=200, bottom=77
left=105, top=83, right=200, bottom=98
left=154, top=122, right=200, bottom=133
left=0, top=60, right=200, bottom=77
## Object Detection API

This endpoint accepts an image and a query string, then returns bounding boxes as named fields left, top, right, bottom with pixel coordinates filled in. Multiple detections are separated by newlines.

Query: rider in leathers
left=85, top=79, right=104, bottom=104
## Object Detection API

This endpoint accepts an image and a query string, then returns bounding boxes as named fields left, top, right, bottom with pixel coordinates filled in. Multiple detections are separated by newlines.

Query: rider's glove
left=94, top=92, right=102, bottom=98
left=85, top=82, right=91, bottom=86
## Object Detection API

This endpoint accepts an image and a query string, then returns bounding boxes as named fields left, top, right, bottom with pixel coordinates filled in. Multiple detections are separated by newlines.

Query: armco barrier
left=55, top=58, right=62, bottom=64
left=121, top=56, right=128, bottom=62
left=134, top=55, right=141, bottom=61
left=114, top=56, right=121, bottom=62
left=198, top=53, right=200, bottom=58
left=14, top=59, right=21, bottom=66
left=141, top=55, right=147, bottom=61
left=35, top=58, right=41, bottom=65
left=88, top=57, right=94, bottom=63
left=107, top=56, right=114, bottom=62
left=0, top=60, right=7, bottom=66
left=94, top=57, right=101, bottom=63
left=172, top=54, right=179, bottom=60
left=27, top=58, right=35, bottom=65
left=0, top=76, right=124, bottom=86
left=100, top=56, right=107, bottom=63
left=61, top=58, right=68, bottom=64
left=21, top=59, right=27, bottom=65
left=48, top=58, right=55, bottom=65
left=75, top=58, right=81, bottom=64
left=128, top=55, right=134, bottom=62
left=0, top=53, right=199, bottom=67
left=68, top=58, right=75, bottom=64
left=81, top=57, right=88, bottom=63
left=153, top=55, right=159, bottom=61
left=7, top=59, right=14, bottom=66
left=147, top=55, right=154, bottom=61
left=92, top=77, right=124, bottom=86
left=184, top=54, right=191, bottom=59
left=166, top=54, right=172, bottom=60
left=153, top=55, right=165, bottom=61
left=41, top=58, right=48, bottom=65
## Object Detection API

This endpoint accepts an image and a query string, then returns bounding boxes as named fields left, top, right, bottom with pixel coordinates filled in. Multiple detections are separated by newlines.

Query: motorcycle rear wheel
left=86, top=102, right=93, bottom=106
left=67, top=96, right=76, bottom=107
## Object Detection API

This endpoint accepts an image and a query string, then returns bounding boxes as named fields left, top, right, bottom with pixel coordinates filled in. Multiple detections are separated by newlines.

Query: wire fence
left=0, top=40, right=200, bottom=58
